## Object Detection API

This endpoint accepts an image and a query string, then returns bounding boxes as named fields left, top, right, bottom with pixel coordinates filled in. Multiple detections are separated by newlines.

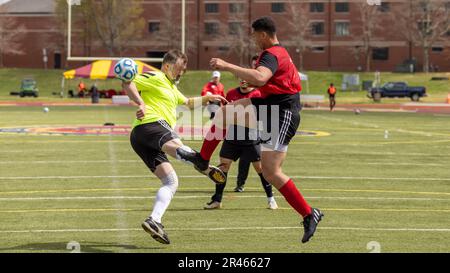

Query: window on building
left=205, top=22, right=220, bottom=36
left=335, top=22, right=350, bottom=36
left=205, top=3, right=219, bottom=13
left=432, top=47, right=444, bottom=53
left=311, top=22, right=325, bottom=35
left=372, top=47, right=389, bottom=60
left=310, top=3, right=324, bottom=12
left=148, top=21, right=160, bottom=33
left=335, top=2, right=349, bottom=12
left=146, top=51, right=165, bottom=69
left=377, top=2, right=390, bottom=12
left=218, top=46, right=230, bottom=53
left=418, top=20, right=433, bottom=35
left=229, top=22, right=243, bottom=35
left=229, top=3, right=244, bottom=13
left=271, top=2, right=285, bottom=13
left=312, top=47, right=325, bottom=53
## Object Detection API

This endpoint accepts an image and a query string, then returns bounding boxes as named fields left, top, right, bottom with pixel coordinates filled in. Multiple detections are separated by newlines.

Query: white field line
left=0, top=195, right=448, bottom=202
left=0, top=160, right=445, bottom=167
left=308, top=113, right=450, bottom=138
left=0, top=175, right=449, bottom=181
left=104, top=108, right=129, bottom=249
left=0, top=226, right=449, bottom=234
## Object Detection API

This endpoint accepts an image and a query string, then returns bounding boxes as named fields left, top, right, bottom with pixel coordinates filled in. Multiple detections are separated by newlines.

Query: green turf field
left=0, top=106, right=449, bottom=253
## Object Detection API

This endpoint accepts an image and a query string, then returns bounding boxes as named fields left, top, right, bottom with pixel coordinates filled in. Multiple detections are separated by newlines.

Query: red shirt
left=256, top=46, right=302, bottom=98
left=201, top=82, right=225, bottom=97
left=226, top=87, right=261, bottom=102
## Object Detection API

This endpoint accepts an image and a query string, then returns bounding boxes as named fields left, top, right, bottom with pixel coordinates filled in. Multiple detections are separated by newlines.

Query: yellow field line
left=0, top=187, right=449, bottom=196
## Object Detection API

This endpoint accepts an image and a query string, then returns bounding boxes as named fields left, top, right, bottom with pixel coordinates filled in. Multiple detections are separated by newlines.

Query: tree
left=153, top=1, right=198, bottom=54
left=351, top=2, right=384, bottom=72
left=89, top=0, right=145, bottom=56
left=284, top=0, right=310, bottom=71
left=0, top=5, right=25, bottom=67
left=397, top=0, right=449, bottom=72
left=227, top=3, right=253, bottom=67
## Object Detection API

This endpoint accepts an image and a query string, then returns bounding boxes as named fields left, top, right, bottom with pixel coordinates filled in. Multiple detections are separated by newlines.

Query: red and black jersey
left=201, top=82, right=225, bottom=97
left=256, top=45, right=301, bottom=99
left=225, top=87, right=261, bottom=102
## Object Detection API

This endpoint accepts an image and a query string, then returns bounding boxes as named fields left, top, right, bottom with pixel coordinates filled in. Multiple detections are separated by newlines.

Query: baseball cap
left=212, top=71, right=221, bottom=78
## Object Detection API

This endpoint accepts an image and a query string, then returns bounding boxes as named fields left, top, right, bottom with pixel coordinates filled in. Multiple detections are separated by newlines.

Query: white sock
left=267, top=196, right=275, bottom=203
left=150, top=171, right=178, bottom=223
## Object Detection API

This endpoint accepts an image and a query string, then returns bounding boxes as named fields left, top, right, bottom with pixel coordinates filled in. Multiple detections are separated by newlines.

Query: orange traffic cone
left=447, top=93, right=450, bottom=104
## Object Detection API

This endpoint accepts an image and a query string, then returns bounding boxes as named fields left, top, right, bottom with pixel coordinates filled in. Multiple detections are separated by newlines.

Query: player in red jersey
left=201, top=71, right=225, bottom=119
left=177, top=17, right=323, bottom=243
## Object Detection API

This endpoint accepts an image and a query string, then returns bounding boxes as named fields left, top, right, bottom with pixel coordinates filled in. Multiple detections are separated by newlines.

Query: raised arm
left=210, top=58, right=273, bottom=87
left=185, top=94, right=228, bottom=109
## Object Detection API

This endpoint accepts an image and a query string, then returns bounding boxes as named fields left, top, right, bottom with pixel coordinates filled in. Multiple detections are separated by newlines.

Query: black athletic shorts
left=220, top=140, right=261, bottom=162
left=130, top=120, right=179, bottom=172
left=250, top=93, right=301, bottom=152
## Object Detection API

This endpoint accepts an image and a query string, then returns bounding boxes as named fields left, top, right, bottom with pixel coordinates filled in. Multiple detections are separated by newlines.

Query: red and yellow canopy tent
left=61, top=60, right=158, bottom=96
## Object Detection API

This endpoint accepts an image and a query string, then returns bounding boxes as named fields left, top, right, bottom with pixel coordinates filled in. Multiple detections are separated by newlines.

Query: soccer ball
left=114, top=58, right=138, bottom=82
left=43, top=107, right=49, bottom=113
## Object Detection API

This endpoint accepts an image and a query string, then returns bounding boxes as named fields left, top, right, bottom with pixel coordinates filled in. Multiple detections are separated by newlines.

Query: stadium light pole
left=181, top=0, right=186, bottom=54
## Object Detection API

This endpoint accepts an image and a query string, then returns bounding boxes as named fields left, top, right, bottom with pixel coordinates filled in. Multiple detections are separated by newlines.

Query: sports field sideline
left=0, top=105, right=449, bottom=253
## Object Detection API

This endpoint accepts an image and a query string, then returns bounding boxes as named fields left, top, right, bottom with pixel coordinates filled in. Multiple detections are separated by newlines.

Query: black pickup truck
left=368, top=82, right=426, bottom=102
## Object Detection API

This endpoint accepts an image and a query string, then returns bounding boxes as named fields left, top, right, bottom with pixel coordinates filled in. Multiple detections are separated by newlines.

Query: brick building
left=0, top=0, right=449, bottom=71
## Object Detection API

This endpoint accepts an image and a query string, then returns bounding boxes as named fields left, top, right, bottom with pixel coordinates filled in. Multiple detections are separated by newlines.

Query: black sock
left=212, top=172, right=227, bottom=202
left=258, top=173, right=273, bottom=198
left=237, top=159, right=251, bottom=186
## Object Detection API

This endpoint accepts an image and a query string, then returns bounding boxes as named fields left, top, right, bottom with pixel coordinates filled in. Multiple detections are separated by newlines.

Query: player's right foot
left=301, top=208, right=324, bottom=243
left=234, top=182, right=245, bottom=192
left=141, top=217, right=170, bottom=244
left=176, top=148, right=226, bottom=184
left=204, top=200, right=222, bottom=210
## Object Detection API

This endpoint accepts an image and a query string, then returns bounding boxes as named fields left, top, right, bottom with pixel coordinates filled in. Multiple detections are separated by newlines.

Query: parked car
left=368, top=82, right=426, bottom=102
left=18, top=78, right=39, bottom=97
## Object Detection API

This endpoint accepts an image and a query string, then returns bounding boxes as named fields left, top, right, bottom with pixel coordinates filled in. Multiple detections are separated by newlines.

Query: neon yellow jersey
left=132, top=71, right=188, bottom=129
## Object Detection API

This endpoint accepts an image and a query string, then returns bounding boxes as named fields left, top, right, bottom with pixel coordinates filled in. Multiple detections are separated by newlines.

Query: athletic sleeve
left=257, top=52, right=278, bottom=75
left=133, top=73, right=157, bottom=93
left=174, top=88, right=188, bottom=105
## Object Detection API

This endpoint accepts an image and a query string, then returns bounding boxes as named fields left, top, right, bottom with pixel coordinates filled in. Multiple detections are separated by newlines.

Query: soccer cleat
left=176, top=148, right=226, bottom=184
left=176, top=148, right=209, bottom=171
left=233, top=185, right=244, bottom=192
left=204, top=200, right=222, bottom=210
left=207, top=165, right=227, bottom=184
left=141, top=217, right=170, bottom=244
left=268, top=199, right=278, bottom=210
left=301, top=208, right=324, bottom=244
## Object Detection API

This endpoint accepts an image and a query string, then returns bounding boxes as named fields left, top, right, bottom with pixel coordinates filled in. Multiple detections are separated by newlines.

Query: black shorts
left=219, top=141, right=261, bottom=162
left=251, top=93, right=301, bottom=152
left=130, top=120, right=179, bottom=172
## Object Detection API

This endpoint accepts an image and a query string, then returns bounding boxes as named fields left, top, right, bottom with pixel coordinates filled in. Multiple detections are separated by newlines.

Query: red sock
left=278, top=179, right=312, bottom=218
left=200, top=125, right=226, bottom=160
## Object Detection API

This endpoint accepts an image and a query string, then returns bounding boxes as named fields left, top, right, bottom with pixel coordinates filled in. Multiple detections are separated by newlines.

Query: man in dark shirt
left=204, top=79, right=278, bottom=210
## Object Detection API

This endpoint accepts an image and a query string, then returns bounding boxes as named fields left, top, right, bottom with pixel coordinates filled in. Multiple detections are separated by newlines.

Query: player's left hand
left=210, top=58, right=229, bottom=70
